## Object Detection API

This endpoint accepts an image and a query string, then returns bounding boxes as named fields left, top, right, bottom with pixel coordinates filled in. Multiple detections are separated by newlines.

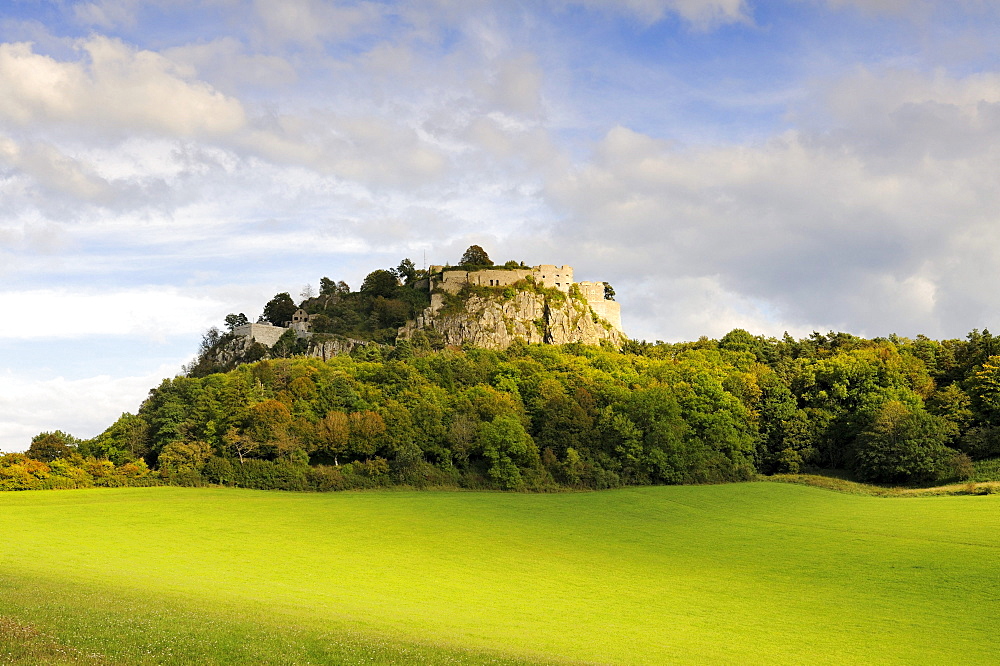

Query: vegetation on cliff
left=12, top=327, right=1000, bottom=492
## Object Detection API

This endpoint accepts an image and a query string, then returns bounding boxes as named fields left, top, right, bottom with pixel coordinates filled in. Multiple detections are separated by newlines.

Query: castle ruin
left=422, top=263, right=622, bottom=333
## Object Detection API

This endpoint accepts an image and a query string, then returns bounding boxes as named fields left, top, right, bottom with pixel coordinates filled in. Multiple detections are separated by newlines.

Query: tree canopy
left=262, top=293, right=297, bottom=327
left=459, top=245, right=492, bottom=266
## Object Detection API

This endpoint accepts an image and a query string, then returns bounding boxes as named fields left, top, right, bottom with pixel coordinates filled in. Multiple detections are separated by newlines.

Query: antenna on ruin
left=423, top=250, right=426, bottom=272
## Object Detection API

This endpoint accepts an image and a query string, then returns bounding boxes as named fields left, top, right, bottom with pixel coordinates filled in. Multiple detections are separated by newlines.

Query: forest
left=7, top=325, right=1000, bottom=492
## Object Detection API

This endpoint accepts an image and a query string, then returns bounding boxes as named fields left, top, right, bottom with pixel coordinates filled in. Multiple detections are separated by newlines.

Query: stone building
left=233, top=309, right=314, bottom=347
left=288, top=309, right=312, bottom=335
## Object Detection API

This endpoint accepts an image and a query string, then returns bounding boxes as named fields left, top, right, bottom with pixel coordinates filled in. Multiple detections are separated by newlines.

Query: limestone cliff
left=398, top=289, right=625, bottom=350
left=192, top=332, right=381, bottom=377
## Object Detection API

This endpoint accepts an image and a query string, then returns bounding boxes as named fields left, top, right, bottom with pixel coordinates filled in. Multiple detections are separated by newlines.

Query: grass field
left=2, top=483, right=1000, bottom=664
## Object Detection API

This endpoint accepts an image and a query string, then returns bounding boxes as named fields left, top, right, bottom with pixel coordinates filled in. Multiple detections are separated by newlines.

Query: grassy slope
left=1, top=484, right=999, bottom=664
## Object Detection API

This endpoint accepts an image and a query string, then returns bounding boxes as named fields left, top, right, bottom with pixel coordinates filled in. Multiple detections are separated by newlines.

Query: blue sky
left=3, top=0, right=1000, bottom=450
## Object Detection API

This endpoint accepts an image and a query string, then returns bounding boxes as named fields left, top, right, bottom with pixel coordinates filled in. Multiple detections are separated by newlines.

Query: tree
left=262, top=292, right=297, bottom=327
left=270, top=328, right=300, bottom=358
left=319, top=277, right=337, bottom=296
left=222, top=426, right=258, bottom=463
left=477, top=415, right=538, bottom=490
left=719, top=328, right=759, bottom=355
left=316, top=411, right=350, bottom=465
left=603, top=282, right=615, bottom=301
left=348, top=411, right=386, bottom=460
left=27, top=431, right=77, bottom=462
left=224, top=313, right=249, bottom=332
left=158, top=440, right=213, bottom=475
left=370, top=297, right=410, bottom=329
left=360, top=270, right=398, bottom=298
left=300, top=284, right=316, bottom=301
left=459, top=245, right=492, bottom=266
left=396, top=258, right=418, bottom=285
left=87, top=413, right=150, bottom=464
left=853, top=400, right=953, bottom=483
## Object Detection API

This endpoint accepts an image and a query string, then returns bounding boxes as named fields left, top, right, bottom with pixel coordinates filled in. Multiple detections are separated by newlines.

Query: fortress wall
left=588, top=300, right=623, bottom=333
left=467, top=268, right=533, bottom=288
left=576, top=281, right=606, bottom=302
left=436, top=270, right=469, bottom=294
left=233, top=323, right=286, bottom=347
left=533, top=265, right=573, bottom=291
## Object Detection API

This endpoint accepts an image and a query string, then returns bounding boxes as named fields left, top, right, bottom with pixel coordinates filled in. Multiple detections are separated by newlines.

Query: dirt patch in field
left=765, top=474, right=1000, bottom=497
left=0, top=616, right=105, bottom=665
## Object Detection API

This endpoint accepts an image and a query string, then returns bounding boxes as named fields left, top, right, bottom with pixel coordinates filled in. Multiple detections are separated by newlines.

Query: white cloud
left=0, top=364, right=188, bottom=452
left=0, top=136, right=114, bottom=203
left=0, top=288, right=226, bottom=341
left=544, top=64, right=1000, bottom=339
left=0, top=37, right=246, bottom=138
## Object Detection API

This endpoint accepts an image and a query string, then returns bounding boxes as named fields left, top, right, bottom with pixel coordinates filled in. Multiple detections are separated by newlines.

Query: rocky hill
left=398, top=287, right=625, bottom=349
left=188, top=250, right=626, bottom=375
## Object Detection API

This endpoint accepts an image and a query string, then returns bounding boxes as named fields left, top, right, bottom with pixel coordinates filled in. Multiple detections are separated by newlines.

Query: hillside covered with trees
left=8, top=327, right=1000, bottom=492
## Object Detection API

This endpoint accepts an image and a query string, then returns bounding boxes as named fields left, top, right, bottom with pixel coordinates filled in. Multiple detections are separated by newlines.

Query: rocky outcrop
left=398, top=290, right=625, bottom=350
left=201, top=333, right=379, bottom=374
left=306, top=336, right=382, bottom=360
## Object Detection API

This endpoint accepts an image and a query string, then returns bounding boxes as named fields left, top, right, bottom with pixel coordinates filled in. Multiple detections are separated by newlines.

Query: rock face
left=398, top=290, right=626, bottom=350
left=306, top=336, right=381, bottom=360
left=208, top=333, right=378, bottom=370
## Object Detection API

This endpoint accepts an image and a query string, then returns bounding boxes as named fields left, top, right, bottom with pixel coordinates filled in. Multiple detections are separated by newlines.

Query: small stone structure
left=232, top=322, right=288, bottom=347
left=234, top=309, right=315, bottom=347
left=288, top=309, right=312, bottom=335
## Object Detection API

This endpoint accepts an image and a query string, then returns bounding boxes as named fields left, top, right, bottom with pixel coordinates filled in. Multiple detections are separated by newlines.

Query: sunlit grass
left=2, top=484, right=1000, bottom=664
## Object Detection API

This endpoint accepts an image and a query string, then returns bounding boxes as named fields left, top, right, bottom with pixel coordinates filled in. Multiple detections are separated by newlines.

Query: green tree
left=271, top=328, right=300, bottom=358
left=459, top=245, right=492, bottom=266
left=316, top=411, right=350, bottom=465
left=262, top=292, right=297, bottom=327
left=477, top=415, right=538, bottom=490
left=224, top=313, right=249, bottom=332
left=853, top=400, right=953, bottom=483
left=603, top=282, right=615, bottom=301
left=395, top=258, right=418, bottom=285
left=360, top=270, right=398, bottom=298
left=158, top=440, right=213, bottom=475
left=87, top=413, right=150, bottom=464
left=27, top=431, right=78, bottom=462
left=348, top=411, right=387, bottom=460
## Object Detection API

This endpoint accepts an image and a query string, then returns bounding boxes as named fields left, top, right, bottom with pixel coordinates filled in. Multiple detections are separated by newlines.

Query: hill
left=185, top=247, right=624, bottom=376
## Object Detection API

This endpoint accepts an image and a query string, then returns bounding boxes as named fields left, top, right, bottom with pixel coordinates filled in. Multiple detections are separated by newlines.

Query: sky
left=3, top=0, right=1000, bottom=451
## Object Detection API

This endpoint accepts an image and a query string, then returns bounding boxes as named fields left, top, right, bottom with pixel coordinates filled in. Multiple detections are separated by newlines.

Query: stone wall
left=533, top=264, right=573, bottom=292
left=577, top=281, right=622, bottom=332
left=435, top=268, right=533, bottom=294
left=233, top=323, right=287, bottom=347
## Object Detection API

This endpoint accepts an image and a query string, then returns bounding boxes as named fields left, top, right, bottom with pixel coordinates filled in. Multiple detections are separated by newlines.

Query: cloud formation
left=0, top=38, right=246, bottom=138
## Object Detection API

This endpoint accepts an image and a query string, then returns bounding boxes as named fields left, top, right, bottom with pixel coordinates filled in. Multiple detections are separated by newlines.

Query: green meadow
left=2, top=484, right=1000, bottom=664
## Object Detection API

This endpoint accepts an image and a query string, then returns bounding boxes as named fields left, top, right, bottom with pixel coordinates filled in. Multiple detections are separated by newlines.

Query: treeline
left=12, top=327, right=1000, bottom=492
left=0, top=431, right=156, bottom=491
